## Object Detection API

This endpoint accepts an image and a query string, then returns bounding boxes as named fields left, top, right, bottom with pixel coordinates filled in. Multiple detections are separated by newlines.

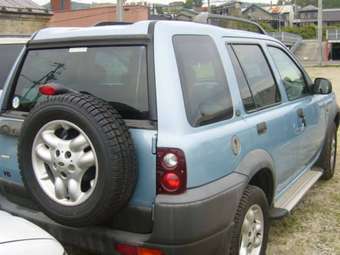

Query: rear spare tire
left=18, top=93, right=137, bottom=226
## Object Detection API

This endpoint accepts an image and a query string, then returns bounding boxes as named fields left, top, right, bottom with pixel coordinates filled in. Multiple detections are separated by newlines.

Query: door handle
left=297, top=108, right=307, bottom=127
left=257, top=122, right=267, bottom=135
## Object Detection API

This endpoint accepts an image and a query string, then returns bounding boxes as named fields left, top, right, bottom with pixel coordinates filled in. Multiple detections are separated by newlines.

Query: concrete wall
left=0, top=12, right=51, bottom=35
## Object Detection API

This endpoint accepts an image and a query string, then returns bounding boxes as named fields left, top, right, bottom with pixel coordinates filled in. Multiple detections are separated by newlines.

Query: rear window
left=11, top=46, right=149, bottom=120
left=0, top=44, right=23, bottom=89
left=173, top=35, right=233, bottom=127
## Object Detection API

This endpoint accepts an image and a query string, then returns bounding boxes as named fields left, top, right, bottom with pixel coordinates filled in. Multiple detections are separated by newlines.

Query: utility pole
left=116, top=0, right=124, bottom=22
left=318, top=0, right=323, bottom=66
left=208, top=0, right=211, bottom=14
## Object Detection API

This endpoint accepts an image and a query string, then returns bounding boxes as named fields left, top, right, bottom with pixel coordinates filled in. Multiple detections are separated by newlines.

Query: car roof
left=0, top=35, right=30, bottom=45
left=0, top=210, right=55, bottom=243
left=32, top=20, right=278, bottom=43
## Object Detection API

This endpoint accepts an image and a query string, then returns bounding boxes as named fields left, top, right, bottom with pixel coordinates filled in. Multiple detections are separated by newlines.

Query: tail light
left=156, top=148, right=187, bottom=194
left=39, top=83, right=76, bottom=96
left=115, top=244, right=163, bottom=255
left=39, top=84, right=57, bottom=96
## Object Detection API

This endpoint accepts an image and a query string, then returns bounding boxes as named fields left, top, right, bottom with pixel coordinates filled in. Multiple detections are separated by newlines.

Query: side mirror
left=314, top=78, right=332, bottom=94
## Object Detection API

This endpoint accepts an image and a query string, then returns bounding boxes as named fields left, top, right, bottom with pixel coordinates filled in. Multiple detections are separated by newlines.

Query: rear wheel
left=229, top=185, right=269, bottom=255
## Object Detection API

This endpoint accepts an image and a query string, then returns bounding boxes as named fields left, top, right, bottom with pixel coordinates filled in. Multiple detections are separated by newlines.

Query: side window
left=227, top=45, right=256, bottom=112
left=232, top=44, right=281, bottom=109
left=0, top=44, right=23, bottom=89
left=173, top=35, right=233, bottom=127
left=268, top=46, right=308, bottom=101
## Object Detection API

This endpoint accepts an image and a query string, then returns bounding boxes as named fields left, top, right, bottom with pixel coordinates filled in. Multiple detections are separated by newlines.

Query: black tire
left=18, top=93, right=137, bottom=226
left=229, top=185, right=269, bottom=255
left=317, top=122, right=337, bottom=180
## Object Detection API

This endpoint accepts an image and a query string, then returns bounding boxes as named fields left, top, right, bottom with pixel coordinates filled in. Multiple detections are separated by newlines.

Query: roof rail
left=193, top=13, right=267, bottom=35
left=94, top=21, right=133, bottom=26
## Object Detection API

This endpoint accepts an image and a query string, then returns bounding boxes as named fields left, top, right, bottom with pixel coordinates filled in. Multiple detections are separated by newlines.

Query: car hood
left=0, top=210, right=55, bottom=243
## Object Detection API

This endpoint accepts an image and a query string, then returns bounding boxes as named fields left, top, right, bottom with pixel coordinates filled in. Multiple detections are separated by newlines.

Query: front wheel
left=317, top=122, right=337, bottom=180
left=229, top=185, right=269, bottom=255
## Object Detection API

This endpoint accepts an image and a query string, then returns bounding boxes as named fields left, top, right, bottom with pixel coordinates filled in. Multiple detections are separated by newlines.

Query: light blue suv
left=0, top=21, right=338, bottom=255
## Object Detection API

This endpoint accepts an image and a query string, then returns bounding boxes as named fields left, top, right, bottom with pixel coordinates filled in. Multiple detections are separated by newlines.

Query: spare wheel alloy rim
left=32, top=120, right=99, bottom=206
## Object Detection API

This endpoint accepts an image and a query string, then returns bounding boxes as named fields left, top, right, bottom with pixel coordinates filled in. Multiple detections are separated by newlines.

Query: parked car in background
left=0, top=21, right=338, bottom=255
left=0, top=35, right=29, bottom=97
left=0, top=210, right=65, bottom=255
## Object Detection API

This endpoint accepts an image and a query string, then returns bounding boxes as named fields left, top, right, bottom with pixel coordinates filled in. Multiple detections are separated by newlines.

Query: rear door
left=0, top=43, right=157, bottom=213
left=267, top=44, right=327, bottom=170
left=225, top=39, right=303, bottom=192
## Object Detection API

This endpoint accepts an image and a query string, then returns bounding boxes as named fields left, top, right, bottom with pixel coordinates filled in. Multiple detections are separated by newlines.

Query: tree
left=193, top=0, right=203, bottom=8
left=184, top=0, right=193, bottom=9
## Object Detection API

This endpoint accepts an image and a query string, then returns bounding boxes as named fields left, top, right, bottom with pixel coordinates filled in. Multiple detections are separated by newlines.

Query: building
left=51, top=0, right=71, bottom=12
left=211, top=1, right=242, bottom=17
left=294, top=5, right=340, bottom=26
left=263, top=5, right=295, bottom=27
left=242, top=4, right=275, bottom=26
left=47, top=0, right=149, bottom=27
left=0, top=0, right=51, bottom=35
left=176, top=8, right=198, bottom=21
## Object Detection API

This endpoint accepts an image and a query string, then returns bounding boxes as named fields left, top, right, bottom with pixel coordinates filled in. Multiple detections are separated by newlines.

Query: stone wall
left=0, top=12, right=51, bottom=35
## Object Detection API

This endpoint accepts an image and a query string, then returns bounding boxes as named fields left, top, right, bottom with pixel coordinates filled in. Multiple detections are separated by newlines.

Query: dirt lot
left=267, top=66, right=340, bottom=255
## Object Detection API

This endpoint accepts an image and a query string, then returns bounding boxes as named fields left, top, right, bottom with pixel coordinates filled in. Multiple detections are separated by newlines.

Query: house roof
left=299, top=5, right=318, bottom=12
left=0, top=0, right=50, bottom=15
left=0, top=0, right=44, bottom=10
left=242, top=4, right=272, bottom=15
left=263, top=5, right=294, bottom=14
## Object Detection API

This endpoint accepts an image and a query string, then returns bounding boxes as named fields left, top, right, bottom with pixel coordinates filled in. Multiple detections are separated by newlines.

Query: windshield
left=12, top=46, right=149, bottom=120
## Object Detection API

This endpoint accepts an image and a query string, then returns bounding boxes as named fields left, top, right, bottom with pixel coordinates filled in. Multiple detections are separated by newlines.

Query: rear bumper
left=0, top=173, right=247, bottom=255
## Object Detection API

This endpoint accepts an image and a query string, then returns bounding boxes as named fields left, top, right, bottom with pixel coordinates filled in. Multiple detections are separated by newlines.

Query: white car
left=0, top=210, right=65, bottom=255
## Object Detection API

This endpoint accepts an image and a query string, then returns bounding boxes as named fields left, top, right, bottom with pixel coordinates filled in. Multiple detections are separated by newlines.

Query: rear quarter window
left=173, top=35, right=233, bottom=127
left=0, top=44, right=23, bottom=89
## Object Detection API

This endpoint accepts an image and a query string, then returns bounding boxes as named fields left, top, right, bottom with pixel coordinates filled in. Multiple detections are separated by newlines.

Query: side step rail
left=273, top=168, right=323, bottom=213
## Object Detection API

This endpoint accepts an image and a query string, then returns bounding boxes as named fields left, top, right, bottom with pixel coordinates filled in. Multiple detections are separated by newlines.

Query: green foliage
left=193, top=0, right=203, bottom=8
left=281, top=25, right=317, bottom=39
left=155, top=6, right=164, bottom=14
left=259, top=22, right=275, bottom=32
left=184, top=0, right=193, bottom=8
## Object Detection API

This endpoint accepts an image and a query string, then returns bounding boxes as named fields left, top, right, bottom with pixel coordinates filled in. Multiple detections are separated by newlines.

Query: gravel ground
left=267, top=66, right=340, bottom=255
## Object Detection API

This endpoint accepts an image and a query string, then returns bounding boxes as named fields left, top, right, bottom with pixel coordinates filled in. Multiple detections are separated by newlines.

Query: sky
left=32, top=0, right=278, bottom=6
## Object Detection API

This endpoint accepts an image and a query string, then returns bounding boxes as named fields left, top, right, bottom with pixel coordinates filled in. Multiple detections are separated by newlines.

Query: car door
left=267, top=44, right=328, bottom=171
left=226, top=40, right=303, bottom=192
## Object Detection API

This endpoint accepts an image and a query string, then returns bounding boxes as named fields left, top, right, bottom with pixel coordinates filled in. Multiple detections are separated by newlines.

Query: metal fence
left=269, top=32, right=303, bottom=53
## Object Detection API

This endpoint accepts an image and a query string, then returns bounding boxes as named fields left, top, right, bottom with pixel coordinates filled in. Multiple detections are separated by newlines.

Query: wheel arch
left=235, top=149, right=276, bottom=205
left=334, top=111, right=339, bottom=128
